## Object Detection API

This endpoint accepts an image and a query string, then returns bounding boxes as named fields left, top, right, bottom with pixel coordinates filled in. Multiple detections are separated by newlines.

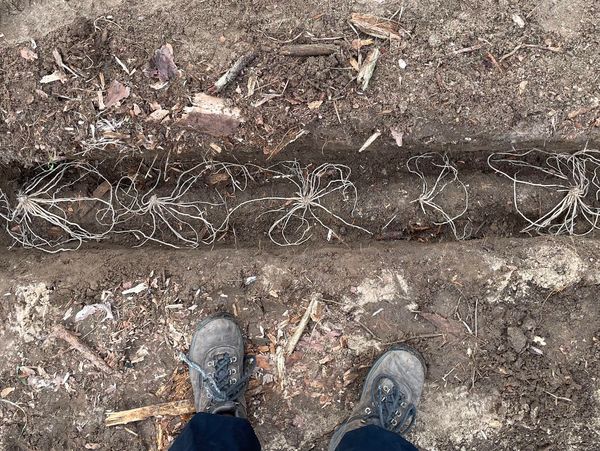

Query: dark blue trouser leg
left=335, top=425, right=418, bottom=451
left=169, top=412, right=261, bottom=451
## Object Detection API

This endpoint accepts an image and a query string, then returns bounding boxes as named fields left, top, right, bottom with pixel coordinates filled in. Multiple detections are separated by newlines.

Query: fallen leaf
left=308, top=100, right=323, bottom=110
left=147, top=43, right=178, bottom=83
left=85, top=444, right=101, bottom=450
left=255, top=355, right=271, bottom=370
left=247, top=73, right=258, bottom=97
left=104, top=80, right=130, bottom=109
left=40, top=70, right=67, bottom=84
left=351, top=13, right=402, bottom=40
left=19, top=47, right=38, bottom=61
left=0, top=387, right=15, bottom=397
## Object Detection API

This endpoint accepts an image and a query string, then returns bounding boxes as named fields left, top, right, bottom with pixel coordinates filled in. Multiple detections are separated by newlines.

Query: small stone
left=507, top=326, right=527, bottom=353
left=512, top=14, right=526, bottom=28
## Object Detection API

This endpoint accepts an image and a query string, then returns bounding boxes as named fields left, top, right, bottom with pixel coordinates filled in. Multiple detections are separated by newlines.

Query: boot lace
left=360, top=374, right=416, bottom=434
left=180, top=352, right=255, bottom=404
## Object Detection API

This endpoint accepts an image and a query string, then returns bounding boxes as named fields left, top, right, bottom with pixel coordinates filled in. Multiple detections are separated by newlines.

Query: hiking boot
left=180, top=313, right=255, bottom=417
left=328, top=345, right=426, bottom=451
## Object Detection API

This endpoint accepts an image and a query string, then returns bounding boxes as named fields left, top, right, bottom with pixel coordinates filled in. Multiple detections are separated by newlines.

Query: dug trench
left=1, top=148, right=599, bottom=251
left=1, top=148, right=600, bottom=450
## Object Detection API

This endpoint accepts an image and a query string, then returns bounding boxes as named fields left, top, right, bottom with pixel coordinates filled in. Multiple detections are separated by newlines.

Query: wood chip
left=103, top=80, right=130, bottom=109
left=176, top=93, right=243, bottom=137
left=105, top=399, right=195, bottom=427
left=351, top=39, right=374, bottom=50
left=350, top=13, right=402, bottom=40
left=145, top=109, right=170, bottom=123
left=19, top=47, right=38, bottom=61
left=280, top=44, right=338, bottom=56
left=390, top=127, right=403, bottom=147
left=308, top=100, right=323, bottom=110
left=358, top=130, right=381, bottom=152
left=357, top=48, right=380, bottom=90
left=40, top=71, right=67, bottom=84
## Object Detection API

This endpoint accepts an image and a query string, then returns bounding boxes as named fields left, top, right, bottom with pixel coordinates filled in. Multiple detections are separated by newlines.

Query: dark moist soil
left=1, top=153, right=597, bottom=252
left=0, top=238, right=599, bottom=450
left=1, top=0, right=600, bottom=166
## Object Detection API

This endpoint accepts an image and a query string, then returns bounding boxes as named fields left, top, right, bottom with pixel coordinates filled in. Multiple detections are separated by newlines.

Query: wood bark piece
left=105, top=399, right=196, bottom=427
left=280, top=44, right=338, bottom=56
left=357, top=48, right=380, bottom=90
left=52, top=325, right=115, bottom=374
left=350, top=13, right=402, bottom=40
left=177, top=93, right=243, bottom=137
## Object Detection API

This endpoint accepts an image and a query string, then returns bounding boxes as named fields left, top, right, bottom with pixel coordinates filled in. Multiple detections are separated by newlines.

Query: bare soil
left=1, top=0, right=600, bottom=165
left=1, top=238, right=600, bottom=450
left=2, top=1, right=600, bottom=451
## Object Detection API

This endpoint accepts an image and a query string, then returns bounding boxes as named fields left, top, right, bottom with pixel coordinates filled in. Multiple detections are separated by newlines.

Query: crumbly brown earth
left=1, top=1, right=600, bottom=451
left=1, top=0, right=600, bottom=165
left=1, top=238, right=600, bottom=450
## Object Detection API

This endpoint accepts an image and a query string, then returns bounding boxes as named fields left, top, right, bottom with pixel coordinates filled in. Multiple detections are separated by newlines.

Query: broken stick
left=52, top=324, right=115, bottom=375
left=212, top=52, right=257, bottom=93
left=280, top=44, right=338, bottom=57
left=285, top=294, right=321, bottom=356
left=105, top=399, right=195, bottom=427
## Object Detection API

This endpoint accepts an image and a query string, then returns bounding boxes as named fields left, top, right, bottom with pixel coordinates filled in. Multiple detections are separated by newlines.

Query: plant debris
left=350, top=13, right=402, bottom=40
left=103, top=80, right=130, bottom=109
left=357, top=48, right=380, bottom=90
left=74, top=302, right=114, bottom=323
left=146, top=44, right=178, bottom=83
left=211, top=52, right=256, bottom=93
left=280, top=44, right=338, bottom=56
